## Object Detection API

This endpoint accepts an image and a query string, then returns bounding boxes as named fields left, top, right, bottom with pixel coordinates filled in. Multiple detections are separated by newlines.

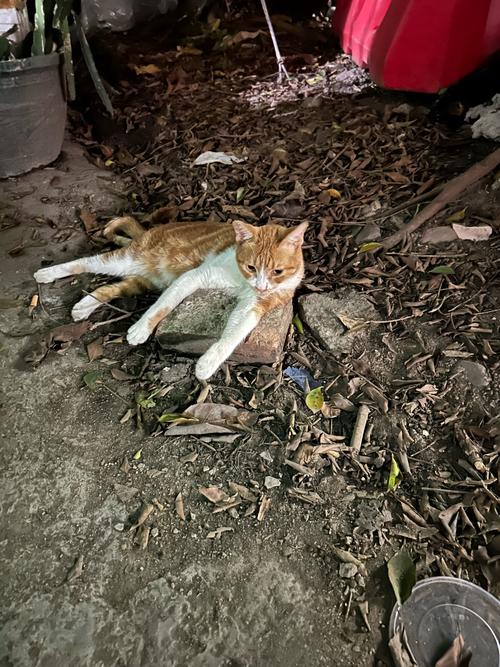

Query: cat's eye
left=273, top=269, right=284, bottom=276
left=247, top=264, right=256, bottom=272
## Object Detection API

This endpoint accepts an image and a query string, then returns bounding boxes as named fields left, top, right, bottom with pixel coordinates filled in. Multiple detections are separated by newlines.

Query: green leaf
left=235, top=187, right=245, bottom=203
left=430, top=265, right=454, bottom=275
left=137, top=396, right=156, bottom=409
left=133, top=448, right=142, bottom=460
left=83, top=371, right=102, bottom=390
left=445, top=208, right=466, bottom=223
left=74, top=13, right=114, bottom=116
left=158, top=412, right=184, bottom=424
left=305, top=387, right=324, bottom=413
left=387, top=549, right=416, bottom=605
left=292, top=314, right=304, bottom=335
left=387, top=454, right=401, bottom=491
left=358, top=242, right=383, bottom=253
left=32, top=0, right=46, bottom=55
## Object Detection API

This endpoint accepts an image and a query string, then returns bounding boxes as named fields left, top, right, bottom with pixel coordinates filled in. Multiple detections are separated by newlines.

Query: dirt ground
left=1, top=10, right=499, bottom=667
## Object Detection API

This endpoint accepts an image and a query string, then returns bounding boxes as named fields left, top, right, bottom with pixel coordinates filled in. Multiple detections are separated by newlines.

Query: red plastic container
left=332, top=0, right=500, bottom=93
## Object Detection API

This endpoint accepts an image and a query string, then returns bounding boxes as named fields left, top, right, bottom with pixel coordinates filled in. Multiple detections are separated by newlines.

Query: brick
left=156, top=289, right=293, bottom=365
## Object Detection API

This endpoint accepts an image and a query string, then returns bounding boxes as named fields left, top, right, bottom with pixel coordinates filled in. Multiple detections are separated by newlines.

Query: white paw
left=195, top=345, right=225, bottom=381
left=71, top=295, right=101, bottom=322
left=34, top=266, right=65, bottom=284
left=126, top=320, right=152, bottom=346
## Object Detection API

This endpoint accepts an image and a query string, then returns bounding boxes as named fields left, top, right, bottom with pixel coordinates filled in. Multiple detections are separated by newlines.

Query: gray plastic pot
left=0, top=52, right=66, bottom=179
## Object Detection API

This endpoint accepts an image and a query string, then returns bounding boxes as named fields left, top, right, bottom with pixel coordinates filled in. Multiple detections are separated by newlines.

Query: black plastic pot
left=0, top=53, right=66, bottom=179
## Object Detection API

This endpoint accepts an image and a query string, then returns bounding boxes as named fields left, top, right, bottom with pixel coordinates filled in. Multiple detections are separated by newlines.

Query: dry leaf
left=86, top=338, right=103, bottom=361
left=175, top=492, right=186, bottom=521
left=337, top=312, right=367, bottom=329
left=257, top=495, right=271, bottom=521
left=207, top=526, right=233, bottom=539
left=65, top=554, right=84, bottom=583
left=47, top=321, right=91, bottom=345
left=133, top=63, right=161, bottom=75
left=228, top=482, right=258, bottom=502
left=79, top=209, right=98, bottom=232
left=435, top=635, right=472, bottom=667
left=387, top=549, right=415, bottom=604
left=199, top=487, right=230, bottom=504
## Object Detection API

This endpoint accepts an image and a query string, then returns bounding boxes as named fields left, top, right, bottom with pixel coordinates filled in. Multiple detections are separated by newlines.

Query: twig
left=91, top=313, right=132, bottom=329
left=260, top=0, right=289, bottom=83
left=381, top=148, right=500, bottom=250
left=350, top=404, right=370, bottom=454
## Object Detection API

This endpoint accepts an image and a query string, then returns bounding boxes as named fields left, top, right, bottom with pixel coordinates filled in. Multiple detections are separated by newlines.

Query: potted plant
left=0, top=0, right=111, bottom=178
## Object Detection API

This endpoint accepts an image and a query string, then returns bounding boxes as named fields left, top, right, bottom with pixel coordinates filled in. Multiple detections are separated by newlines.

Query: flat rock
left=156, top=290, right=293, bottom=365
left=454, top=360, right=490, bottom=387
left=355, top=224, right=381, bottom=244
left=299, top=290, right=377, bottom=354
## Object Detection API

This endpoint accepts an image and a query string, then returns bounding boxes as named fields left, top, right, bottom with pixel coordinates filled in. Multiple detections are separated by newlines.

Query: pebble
left=260, top=450, right=273, bottom=463
left=151, top=527, right=159, bottom=538
left=264, top=476, right=281, bottom=489
left=339, top=562, right=358, bottom=578
left=455, top=360, right=490, bottom=387
left=113, top=522, right=125, bottom=532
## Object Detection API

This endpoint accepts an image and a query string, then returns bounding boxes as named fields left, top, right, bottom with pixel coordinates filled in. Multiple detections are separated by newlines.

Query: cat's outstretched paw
left=71, top=295, right=101, bottom=321
left=34, top=265, right=67, bottom=284
left=195, top=345, right=224, bottom=381
left=127, top=320, right=152, bottom=346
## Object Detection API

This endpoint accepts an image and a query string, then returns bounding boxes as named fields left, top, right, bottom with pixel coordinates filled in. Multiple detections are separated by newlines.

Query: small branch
left=381, top=148, right=500, bottom=250
left=260, top=0, right=289, bottom=83
left=350, top=404, right=370, bottom=454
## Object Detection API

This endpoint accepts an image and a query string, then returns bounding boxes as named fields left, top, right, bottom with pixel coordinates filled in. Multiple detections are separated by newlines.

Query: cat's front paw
left=127, top=320, right=152, bottom=346
left=71, top=295, right=101, bottom=321
left=195, top=345, right=225, bottom=381
left=34, top=266, right=64, bottom=284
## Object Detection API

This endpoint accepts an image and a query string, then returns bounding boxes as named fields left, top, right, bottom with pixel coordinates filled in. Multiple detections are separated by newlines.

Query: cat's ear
left=233, top=220, right=255, bottom=243
left=281, top=222, right=308, bottom=249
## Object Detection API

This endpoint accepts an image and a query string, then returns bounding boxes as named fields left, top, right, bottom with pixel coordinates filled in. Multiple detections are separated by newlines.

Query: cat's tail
left=103, top=216, right=146, bottom=244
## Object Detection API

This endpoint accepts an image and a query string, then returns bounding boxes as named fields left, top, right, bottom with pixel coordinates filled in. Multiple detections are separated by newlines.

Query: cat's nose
left=256, top=285, right=268, bottom=293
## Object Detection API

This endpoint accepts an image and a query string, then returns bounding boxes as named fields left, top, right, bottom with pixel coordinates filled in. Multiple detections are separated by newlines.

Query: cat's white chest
left=198, top=247, right=253, bottom=295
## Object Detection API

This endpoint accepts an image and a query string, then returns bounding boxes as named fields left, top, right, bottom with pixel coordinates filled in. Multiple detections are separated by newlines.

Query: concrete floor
left=0, top=141, right=387, bottom=667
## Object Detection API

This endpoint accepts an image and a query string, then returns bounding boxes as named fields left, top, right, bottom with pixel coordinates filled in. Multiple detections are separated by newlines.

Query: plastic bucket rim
left=0, top=52, right=62, bottom=73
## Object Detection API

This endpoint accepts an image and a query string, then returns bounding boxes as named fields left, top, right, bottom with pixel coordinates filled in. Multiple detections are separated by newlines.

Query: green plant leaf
left=305, top=387, right=324, bottom=413
left=133, top=448, right=142, bottom=460
left=387, top=549, right=416, bottom=605
left=137, top=396, right=156, bottom=409
left=158, top=412, right=184, bottom=424
left=387, top=454, right=401, bottom=491
left=83, top=371, right=102, bottom=390
left=32, top=0, right=46, bottom=55
left=74, top=13, right=114, bottom=116
left=358, top=242, right=383, bottom=253
left=430, top=265, right=454, bottom=275
left=292, top=314, right=304, bottom=334
left=235, top=187, right=245, bottom=203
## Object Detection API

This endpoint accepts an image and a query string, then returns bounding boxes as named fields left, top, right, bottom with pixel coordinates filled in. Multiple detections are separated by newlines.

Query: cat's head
left=233, top=220, right=308, bottom=294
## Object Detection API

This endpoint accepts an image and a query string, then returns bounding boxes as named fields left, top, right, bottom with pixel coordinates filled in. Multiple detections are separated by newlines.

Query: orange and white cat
left=34, top=217, right=308, bottom=380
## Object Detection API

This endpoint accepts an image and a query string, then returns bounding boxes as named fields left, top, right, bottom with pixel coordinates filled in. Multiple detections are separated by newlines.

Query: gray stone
left=157, top=290, right=293, bottom=365
left=161, top=361, right=192, bottom=383
left=455, top=360, right=490, bottom=387
left=264, top=476, right=281, bottom=489
left=339, top=562, right=358, bottom=578
left=299, top=290, right=377, bottom=354
left=355, top=224, right=381, bottom=244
